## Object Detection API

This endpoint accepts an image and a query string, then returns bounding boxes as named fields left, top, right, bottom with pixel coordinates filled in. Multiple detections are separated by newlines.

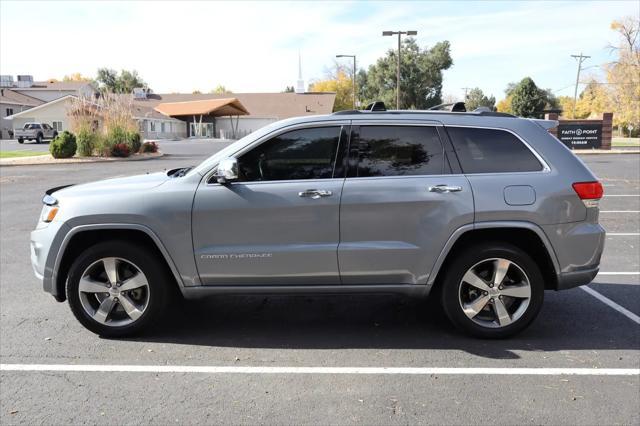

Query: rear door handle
left=298, top=189, right=333, bottom=199
left=428, top=184, right=462, bottom=193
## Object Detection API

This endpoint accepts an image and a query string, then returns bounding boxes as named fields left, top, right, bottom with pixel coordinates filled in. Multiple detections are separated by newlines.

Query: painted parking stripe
left=581, top=286, right=640, bottom=325
left=604, top=194, right=639, bottom=197
left=600, top=211, right=640, bottom=213
left=597, top=272, right=640, bottom=275
left=0, top=364, right=638, bottom=376
left=606, top=233, right=640, bottom=236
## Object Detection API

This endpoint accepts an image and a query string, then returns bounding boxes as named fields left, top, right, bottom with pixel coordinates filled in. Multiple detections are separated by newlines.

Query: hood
left=52, top=172, right=170, bottom=198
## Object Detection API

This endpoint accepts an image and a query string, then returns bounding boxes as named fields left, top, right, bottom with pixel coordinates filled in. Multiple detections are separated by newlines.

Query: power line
left=461, top=87, right=472, bottom=100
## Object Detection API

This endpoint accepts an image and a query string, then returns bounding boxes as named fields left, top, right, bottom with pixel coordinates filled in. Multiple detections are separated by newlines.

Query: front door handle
left=429, top=184, right=462, bottom=193
left=298, top=189, right=333, bottom=199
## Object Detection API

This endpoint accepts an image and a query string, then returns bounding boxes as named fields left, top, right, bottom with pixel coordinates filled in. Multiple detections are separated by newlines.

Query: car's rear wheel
left=36, top=134, right=42, bottom=144
left=66, top=240, right=171, bottom=337
left=440, top=242, right=544, bottom=338
left=17, top=137, right=23, bottom=144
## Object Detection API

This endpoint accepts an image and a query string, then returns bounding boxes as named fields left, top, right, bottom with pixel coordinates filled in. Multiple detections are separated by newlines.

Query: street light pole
left=336, top=54, right=357, bottom=109
left=383, top=30, right=417, bottom=109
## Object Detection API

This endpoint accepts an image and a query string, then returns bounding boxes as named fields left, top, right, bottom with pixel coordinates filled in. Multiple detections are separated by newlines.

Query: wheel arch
left=427, top=222, right=561, bottom=293
left=53, top=224, right=186, bottom=302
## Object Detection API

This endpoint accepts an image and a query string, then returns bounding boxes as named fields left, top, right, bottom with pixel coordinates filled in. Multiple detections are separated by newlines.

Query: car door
left=338, top=122, right=474, bottom=285
left=192, top=122, right=350, bottom=286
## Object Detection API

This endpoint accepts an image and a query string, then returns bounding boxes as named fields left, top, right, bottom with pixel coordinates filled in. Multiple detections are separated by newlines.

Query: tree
left=606, top=17, right=639, bottom=135
left=210, top=85, right=231, bottom=94
left=192, top=90, right=202, bottom=94
left=464, top=87, right=496, bottom=111
left=575, top=80, right=610, bottom=118
left=63, top=73, right=92, bottom=82
left=283, top=86, right=295, bottom=93
left=96, top=68, right=146, bottom=94
left=510, top=77, right=546, bottom=118
left=358, top=38, right=452, bottom=109
left=501, top=77, right=557, bottom=118
left=309, top=62, right=354, bottom=111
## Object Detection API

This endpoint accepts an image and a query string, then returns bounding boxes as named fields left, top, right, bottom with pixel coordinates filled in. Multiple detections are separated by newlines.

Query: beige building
left=0, top=88, right=44, bottom=139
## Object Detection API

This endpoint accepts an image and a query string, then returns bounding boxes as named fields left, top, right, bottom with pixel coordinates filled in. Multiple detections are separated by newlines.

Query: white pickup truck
left=15, top=122, right=58, bottom=144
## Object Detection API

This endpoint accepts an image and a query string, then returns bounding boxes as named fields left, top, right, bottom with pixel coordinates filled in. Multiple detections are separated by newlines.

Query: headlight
left=40, top=205, right=59, bottom=223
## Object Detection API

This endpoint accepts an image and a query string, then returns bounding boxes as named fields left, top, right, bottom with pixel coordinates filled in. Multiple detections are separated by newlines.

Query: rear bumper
left=556, top=267, right=599, bottom=290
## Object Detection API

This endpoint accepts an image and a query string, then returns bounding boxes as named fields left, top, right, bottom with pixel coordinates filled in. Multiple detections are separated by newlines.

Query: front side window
left=447, top=127, right=543, bottom=174
left=356, top=126, right=445, bottom=177
left=238, top=126, right=341, bottom=182
left=6, top=108, right=14, bottom=116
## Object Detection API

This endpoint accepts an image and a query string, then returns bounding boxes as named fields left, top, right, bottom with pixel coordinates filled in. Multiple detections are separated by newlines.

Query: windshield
left=189, top=120, right=290, bottom=176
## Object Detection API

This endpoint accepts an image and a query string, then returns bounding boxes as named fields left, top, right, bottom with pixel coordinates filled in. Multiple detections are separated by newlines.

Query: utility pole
left=383, top=30, right=417, bottom=109
left=461, top=87, right=472, bottom=101
left=571, top=53, right=590, bottom=118
left=336, top=54, right=357, bottom=109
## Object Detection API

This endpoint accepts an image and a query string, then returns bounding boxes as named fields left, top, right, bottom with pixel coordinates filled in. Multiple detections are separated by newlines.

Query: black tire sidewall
left=18, top=138, right=23, bottom=144
left=66, top=240, right=170, bottom=337
left=441, top=242, right=544, bottom=339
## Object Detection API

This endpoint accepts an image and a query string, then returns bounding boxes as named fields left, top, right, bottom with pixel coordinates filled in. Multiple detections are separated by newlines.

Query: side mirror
left=215, top=157, right=238, bottom=184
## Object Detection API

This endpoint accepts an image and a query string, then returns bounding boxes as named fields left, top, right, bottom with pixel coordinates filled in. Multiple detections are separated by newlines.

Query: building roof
left=0, top=88, right=44, bottom=107
left=134, top=92, right=336, bottom=119
left=4, top=95, right=76, bottom=119
left=154, top=98, right=249, bottom=117
left=13, top=80, right=93, bottom=91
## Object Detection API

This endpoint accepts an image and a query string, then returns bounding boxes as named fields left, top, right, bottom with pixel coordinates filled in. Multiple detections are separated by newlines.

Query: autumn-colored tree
left=575, top=80, right=610, bottom=119
left=309, top=62, right=354, bottom=111
left=496, top=95, right=513, bottom=114
left=606, top=17, right=639, bottom=135
left=63, top=73, right=93, bottom=82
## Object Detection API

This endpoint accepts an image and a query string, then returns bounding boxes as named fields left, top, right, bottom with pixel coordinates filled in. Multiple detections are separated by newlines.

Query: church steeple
left=295, top=51, right=305, bottom=94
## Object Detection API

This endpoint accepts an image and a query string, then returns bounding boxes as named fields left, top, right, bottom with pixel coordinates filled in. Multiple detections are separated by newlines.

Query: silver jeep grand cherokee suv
left=30, top=104, right=605, bottom=338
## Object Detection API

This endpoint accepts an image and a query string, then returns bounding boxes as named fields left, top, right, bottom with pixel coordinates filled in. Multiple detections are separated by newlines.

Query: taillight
left=573, top=181, right=603, bottom=207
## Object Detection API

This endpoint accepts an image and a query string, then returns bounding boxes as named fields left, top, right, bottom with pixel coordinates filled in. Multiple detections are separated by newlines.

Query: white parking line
left=600, top=211, right=640, bottom=213
left=581, top=286, right=640, bottom=325
left=604, top=195, right=639, bottom=197
left=598, top=272, right=640, bottom=275
left=607, top=233, right=640, bottom=236
left=0, top=364, right=638, bottom=376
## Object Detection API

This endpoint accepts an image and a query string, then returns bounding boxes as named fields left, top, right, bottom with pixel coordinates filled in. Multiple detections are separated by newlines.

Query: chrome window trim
left=204, top=120, right=350, bottom=185
left=444, top=124, right=551, bottom=173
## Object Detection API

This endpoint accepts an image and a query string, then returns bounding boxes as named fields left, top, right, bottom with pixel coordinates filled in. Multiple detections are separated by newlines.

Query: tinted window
left=447, top=127, right=543, bottom=173
left=356, top=126, right=444, bottom=177
left=238, top=127, right=341, bottom=182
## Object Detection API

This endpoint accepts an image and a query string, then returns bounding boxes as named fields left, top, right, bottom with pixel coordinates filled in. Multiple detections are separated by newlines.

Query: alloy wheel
left=78, top=257, right=150, bottom=327
left=458, top=258, right=531, bottom=328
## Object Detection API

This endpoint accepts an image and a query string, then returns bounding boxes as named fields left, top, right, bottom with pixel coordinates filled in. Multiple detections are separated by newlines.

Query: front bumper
left=557, top=267, right=599, bottom=290
left=30, top=221, right=70, bottom=299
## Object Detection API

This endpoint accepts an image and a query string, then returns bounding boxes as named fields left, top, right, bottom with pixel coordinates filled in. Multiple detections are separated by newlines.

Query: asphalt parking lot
left=0, top=140, right=638, bottom=425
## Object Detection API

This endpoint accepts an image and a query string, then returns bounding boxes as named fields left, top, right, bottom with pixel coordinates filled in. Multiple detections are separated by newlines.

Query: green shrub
left=140, top=141, right=158, bottom=153
left=49, top=131, right=77, bottom=159
left=76, top=129, right=96, bottom=157
left=127, top=131, right=142, bottom=153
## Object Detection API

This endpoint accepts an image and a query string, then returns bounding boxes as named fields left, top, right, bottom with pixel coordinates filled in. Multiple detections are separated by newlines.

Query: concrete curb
left=0, top=151, right=164, bottom=167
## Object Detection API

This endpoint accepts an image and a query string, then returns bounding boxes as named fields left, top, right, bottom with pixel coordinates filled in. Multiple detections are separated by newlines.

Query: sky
left=0, top=0, right=637, bottom=102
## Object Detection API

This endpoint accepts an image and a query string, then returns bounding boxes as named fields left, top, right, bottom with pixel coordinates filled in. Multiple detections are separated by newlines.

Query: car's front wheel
left=440, top=242, right=544, bottom=339
left=17, top=137, right=24, bottom=144
left=66, top=240, right=171, bottom=337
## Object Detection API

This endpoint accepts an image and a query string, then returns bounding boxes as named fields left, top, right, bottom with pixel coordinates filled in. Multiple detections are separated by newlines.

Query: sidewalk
left=0, top=151, right=163, bottom=166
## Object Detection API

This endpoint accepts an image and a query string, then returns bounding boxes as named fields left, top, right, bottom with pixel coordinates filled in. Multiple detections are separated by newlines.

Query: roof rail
left=365, top=101, right=387, bottom=111
left=428, top=102, right=467, bottom=112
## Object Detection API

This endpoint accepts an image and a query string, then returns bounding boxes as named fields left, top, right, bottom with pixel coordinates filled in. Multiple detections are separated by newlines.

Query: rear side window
left=356, top=126, right=445, bottom=177
left=447, top=127, right=543, bottom=173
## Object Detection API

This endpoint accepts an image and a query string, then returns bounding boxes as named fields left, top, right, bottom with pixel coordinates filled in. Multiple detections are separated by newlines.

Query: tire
left=440, top=242, right=544, bottom=339
left=36, top=134, right=43, bottom=144
left=17, top=137, right=23, bottom=144
left=52, top=131, right=58, bottom=139
left=66, top=240, right=171, bottom=337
